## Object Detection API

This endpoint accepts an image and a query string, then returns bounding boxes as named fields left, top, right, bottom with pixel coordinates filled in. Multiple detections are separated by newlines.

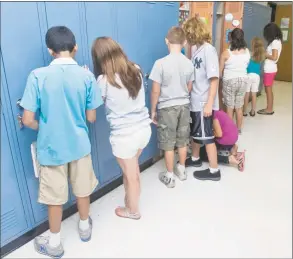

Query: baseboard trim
left=1, top=157, right=158, bottom=257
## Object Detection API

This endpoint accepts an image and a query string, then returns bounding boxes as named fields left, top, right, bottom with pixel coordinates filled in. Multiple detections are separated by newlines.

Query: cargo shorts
left=38, top=154, right=98, bottom=205
left=157, top=104, right=190, bottom=151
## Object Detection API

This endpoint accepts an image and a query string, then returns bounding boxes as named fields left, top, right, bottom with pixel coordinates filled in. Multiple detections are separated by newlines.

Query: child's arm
left=265, top=49, right=279, bottom=61
left=213, top=118, right=222, bottom=138
left=205, top=77, right=219, bottom=117
left=151, top=82, right=160, bottom=124
left=187, top=81, right=193, bottom=92
left=22, top=110, right=39, bottom=130
left=86, top=73, right=104, bottom=123
left=149, top=61, right=163, bottom=125
left=204, top=46, right=220, bottom=117
left=20, top=72, right=40, bottom=130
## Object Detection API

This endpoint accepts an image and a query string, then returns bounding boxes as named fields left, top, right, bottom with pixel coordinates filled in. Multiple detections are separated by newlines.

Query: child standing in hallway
left=92, top=37, right=151, bottom=219
left=243, top=37, right=265, bottom=116
left=183, top=16, right=221, bottom=181
left=258, top=23, right=283, bottom=115
left=21, top=26, right=103, bottom=258
left=150, top=27, right=194, bottom=188
left=220, top=28, right=250, bottom=134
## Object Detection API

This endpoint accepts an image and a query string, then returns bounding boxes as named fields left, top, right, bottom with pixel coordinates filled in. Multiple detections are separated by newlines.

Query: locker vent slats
left=1, top=209, right=17, bottom=233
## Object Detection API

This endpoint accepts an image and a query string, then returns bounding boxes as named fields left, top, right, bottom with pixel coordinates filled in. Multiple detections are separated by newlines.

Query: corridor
left=6, top=81, right=292, bottom=258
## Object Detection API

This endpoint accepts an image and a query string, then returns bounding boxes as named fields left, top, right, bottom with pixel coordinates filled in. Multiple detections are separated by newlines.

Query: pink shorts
left=263, top=72, right=277, bottom=87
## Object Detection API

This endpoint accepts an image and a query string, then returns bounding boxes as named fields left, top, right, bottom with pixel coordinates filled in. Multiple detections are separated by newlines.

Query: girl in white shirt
left=91, top=37, right=152, bottom=220
left=258, top=23, right=282, bottom=115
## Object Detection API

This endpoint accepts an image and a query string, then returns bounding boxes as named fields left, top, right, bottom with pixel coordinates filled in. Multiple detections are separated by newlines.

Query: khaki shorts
left=38, top=154, right=98, bottom=205
left=157, top=104, right=190, bottom=151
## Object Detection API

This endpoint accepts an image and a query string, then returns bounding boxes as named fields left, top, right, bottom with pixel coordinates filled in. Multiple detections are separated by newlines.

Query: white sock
left=49, top=232, right=61, bottom=247
left=192, top=156, right=200, bottom=161
left=209, top=167, right=219, bottom=174
left=79, top=218, right=90, bottom=231
left=166, top=171, right=174, bottom=178
left=177, top=164, right=185, bottom=173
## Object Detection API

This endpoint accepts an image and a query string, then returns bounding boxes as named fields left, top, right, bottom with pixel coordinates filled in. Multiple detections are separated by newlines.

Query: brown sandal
left=115, top=207, right=141, bottom=220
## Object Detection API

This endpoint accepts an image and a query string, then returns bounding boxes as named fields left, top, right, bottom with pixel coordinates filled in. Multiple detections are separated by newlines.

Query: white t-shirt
left=97, top=72, right=151, bottom=136
left=264, top=39, right=282, bottom=73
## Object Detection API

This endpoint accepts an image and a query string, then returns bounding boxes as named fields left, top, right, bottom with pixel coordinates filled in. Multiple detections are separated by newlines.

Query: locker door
left=136, top=2, right=179, bottom=164
left=84, top=2, right=122, bottom=185
left=114, top=2, right=153, bottom=165
left=0, top=2, right=68, bottom=225
left=0, top=108, right=29, bottom=247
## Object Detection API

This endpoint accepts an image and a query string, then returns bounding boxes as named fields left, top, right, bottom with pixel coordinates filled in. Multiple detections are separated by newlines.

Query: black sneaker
left=193, top=168, right=221, bottom=181
left=185, top=157, right=202, bottom=167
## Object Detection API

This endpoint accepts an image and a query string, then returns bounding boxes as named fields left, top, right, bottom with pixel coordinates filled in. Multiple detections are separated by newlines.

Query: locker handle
left=144, top=73, right=149, bottom=80
left=16, top=98, right=23, bottom=109
left=17, top=114, right=24, bottom=129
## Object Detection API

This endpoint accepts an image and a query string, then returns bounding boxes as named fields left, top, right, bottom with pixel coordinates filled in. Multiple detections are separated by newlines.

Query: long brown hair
left=251, top=37, right=265, bottom=63
left=91, top=37, right=142, bottom=99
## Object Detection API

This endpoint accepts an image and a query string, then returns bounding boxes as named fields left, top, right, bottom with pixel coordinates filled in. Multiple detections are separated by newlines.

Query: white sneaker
left=174, top=163, right=187, bottom=181
left=159, top=172, right=175, bottom=188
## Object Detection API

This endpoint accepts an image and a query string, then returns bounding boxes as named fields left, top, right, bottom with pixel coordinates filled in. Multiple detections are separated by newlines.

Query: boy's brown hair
left=251, top=37, right=266, bottom=63
left=182, top=16, right=212, bottom=46
left=166, top=26, right=186, bottom=45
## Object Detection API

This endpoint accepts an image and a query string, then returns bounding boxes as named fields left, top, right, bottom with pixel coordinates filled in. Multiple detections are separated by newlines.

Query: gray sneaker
left=78, top=216, right=93, bottom=242
left=174, top=164, right=187, bottom=181
left=34, top=236, right=64, bottom=259
left=159, top=172, right=175, bottom=188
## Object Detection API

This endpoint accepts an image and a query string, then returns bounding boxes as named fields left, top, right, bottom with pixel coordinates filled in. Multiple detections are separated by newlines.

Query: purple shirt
left=214, top=110, right=238, bottom=145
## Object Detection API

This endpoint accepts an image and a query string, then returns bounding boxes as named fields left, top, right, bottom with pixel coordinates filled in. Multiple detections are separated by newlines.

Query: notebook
left=31, top=142, right=40, bottom=178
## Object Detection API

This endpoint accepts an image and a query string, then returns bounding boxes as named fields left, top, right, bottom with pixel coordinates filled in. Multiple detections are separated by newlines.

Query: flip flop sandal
left=249, top=110, right=256, bottom=117
left=115, top=207, right=141, bottom=220
left=257, top=109, right=274, bottom=115
left=237, top=152, right=246, bottom=172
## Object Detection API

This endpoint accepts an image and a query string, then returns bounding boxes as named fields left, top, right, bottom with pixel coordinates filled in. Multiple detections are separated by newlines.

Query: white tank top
left=223, top=48, right=250, bottom=80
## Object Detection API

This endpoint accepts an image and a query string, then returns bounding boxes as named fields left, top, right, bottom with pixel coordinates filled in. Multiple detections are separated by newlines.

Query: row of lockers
left=0, top=1, right=179, bottom=247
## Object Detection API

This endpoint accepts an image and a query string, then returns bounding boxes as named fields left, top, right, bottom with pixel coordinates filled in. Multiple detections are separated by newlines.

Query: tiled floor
left=6, top=81, right=292, bottom=258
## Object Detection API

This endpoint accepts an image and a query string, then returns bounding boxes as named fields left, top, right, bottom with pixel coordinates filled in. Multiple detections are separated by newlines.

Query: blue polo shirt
left=20, top=58, right=103, bottom=166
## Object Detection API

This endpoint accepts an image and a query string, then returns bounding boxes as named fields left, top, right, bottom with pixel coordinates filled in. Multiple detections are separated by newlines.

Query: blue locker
left=84, top=2, right=122, bottom=185
left=0, top=109, right=30, bottom=246
left=0, top=2, right=72, bottom=225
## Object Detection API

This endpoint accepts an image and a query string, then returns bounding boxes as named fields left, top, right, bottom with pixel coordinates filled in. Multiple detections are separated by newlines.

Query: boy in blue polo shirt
left=21, top=26, right=103, bottom=258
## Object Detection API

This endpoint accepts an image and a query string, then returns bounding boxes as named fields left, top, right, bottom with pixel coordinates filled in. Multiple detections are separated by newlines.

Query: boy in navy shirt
left=21, top=26, right=103, bottom=258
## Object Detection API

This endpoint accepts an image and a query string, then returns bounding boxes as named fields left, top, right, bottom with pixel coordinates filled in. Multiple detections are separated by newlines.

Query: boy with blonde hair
left=183, top=17, right=221, bottom=181
left=150, top=27, right=194, bottom=188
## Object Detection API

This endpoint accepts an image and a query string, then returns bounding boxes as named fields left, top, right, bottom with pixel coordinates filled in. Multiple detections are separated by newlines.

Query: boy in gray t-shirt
left=150, top=27, right=194, bottom=188
left=183, top=16, right=221, bottom=181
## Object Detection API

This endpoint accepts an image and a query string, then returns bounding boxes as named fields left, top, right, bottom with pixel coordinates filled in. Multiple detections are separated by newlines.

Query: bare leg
left=77, top=196, right=90, bottom=220
left=228, top=155, right=239, bottom=167
left=177, top=146, right=187, bottom=166
left=164, top=150, right=175, bottom=172
left=48, top=205, right=63, bottom=233
left=226, top=107, right=234, bottom=121
left=205, top=143, right=218, bottom=168
left=117, top=155, right=140, bottom=214
left=231, top=144, right=238, bottom=156
left=191, top=141, right=200, bottom=158
left=251, top=92, right=257, bottom=112
left=235, top=107, right=243, bottom=130
left=243, top=92, right=250, bottom=114
left=265, top=86, right=274, bottom=112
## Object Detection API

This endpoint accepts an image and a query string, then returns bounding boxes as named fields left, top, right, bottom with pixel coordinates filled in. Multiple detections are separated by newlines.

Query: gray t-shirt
left=191, top=43, right=219, bottom=112
left=149, top=53, right=194, bottom=109
left=97, top=73, right=151, bottom=136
